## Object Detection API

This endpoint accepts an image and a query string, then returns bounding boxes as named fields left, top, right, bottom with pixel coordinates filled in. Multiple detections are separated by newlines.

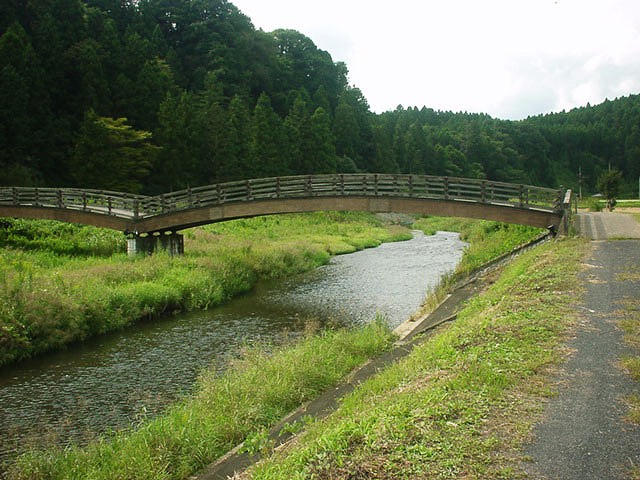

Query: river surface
left=0, top=230, right=465, bottom=463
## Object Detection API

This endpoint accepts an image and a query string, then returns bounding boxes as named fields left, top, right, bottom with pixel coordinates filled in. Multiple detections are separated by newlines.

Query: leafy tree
left=70, top=110, right=159, bottom=192
left=596, top=169, right=623, bottom=210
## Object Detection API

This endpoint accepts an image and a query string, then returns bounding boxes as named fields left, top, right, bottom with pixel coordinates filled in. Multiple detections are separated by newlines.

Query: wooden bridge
left=0, top=174, right=572, bottom=254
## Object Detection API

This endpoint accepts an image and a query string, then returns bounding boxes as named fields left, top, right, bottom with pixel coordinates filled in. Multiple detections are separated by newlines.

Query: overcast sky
left=231, top=0, right=640, bottom=120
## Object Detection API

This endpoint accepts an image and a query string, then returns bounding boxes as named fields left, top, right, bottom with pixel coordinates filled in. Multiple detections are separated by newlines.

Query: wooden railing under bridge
left=0, top=174, right=572, bottom=254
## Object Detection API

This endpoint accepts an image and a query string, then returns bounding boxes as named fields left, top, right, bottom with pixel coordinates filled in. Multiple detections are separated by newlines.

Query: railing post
left=306, top=176, right=312, bottom=195
left=12, top=187, right=18, bottom=205
left=481, top=181, right=487, bottom=203
left=82, top=192, right=87, bottom=211
left=246, top=179, right=252, bottom=200
left=409, top=175, right=414, bottom=196
left=187, top=187, right=193, bottom=207
left=276, top=177, right=281, bottom=198
left=374, top=174, right=379, bottom=196
left=443, top=176, right=449, bottom=200
left=133, top=199, right=139, bottom=219
left=108, top=197, right=112, bottom=215
left=518, top=184, right=524, bottom=207
left=57, top=189, right=63, bottom=208
left=554, top=187, right=564, bottom=211
left=340, top=174, right=345, bottom=195
left=34, top=187, right=40, bottom=206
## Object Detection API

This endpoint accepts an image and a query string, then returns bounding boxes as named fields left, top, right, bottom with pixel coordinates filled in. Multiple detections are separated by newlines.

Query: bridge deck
left=0, top=174, right=567, bottom=234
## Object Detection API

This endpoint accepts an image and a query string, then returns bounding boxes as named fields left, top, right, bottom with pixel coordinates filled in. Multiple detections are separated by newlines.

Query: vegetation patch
left=412, top=216, right=544, bottom=312
left=240, top=238, right=585, bottom=479
left=5, top=322, right=395, bottom=480
left=0, top=212, right=410, bottom=367
left=616, top=268, right=640, bottom=283
left=616, top=297, right=640, bottom=428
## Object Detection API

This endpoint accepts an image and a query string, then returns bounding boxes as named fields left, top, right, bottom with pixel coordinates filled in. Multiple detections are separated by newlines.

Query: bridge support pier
left=127, top=232, right=184, bottom=256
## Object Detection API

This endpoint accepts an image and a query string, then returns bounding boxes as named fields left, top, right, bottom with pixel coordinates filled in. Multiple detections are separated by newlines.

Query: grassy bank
left=414, top=217, right=544, bottom=277
left=6, top=322, right=395, bottom=480
left=412, top=217, right=544, bottom=312
left=243, top=237, right=586, bottom=479
left=3, top=214, right=555, bottom=479
left=0, top=212, right=410, bottom=367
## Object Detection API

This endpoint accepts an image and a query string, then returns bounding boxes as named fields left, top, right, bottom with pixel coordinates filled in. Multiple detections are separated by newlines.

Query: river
left=0, top=230, right=465, bottom=464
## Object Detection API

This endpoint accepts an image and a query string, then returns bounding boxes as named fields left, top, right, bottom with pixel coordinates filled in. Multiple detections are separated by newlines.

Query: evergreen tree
left=195, top=75, right=231, bottom=184
left=250, top=93, right=289, bottom=177
left=285, top=93, right=312, bottom=174
left=219, top=94, right=252, bottom=181
left=154, top=90, right=200, bottom=191
left=309, top=107, right=337, bottom=174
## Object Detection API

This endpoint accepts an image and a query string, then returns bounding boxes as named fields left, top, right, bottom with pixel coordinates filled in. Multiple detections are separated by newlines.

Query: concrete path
left=576, top=211, right=640, bottom=240
left=524, top=215, right=640, bottom=479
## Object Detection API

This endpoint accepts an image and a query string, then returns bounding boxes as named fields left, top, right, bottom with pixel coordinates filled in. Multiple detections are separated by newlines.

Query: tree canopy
left=1, top=0, right=639, bottom=196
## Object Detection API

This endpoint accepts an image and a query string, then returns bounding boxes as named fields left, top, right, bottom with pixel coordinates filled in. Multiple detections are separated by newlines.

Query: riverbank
left=0, top=212, right=411, bottom=367
left=237, top=236, right=587, bottom=479
left=3, top=217, right=547, bottom=479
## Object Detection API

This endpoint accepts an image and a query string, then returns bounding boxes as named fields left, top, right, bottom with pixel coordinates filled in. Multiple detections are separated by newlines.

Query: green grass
left=5, top=322, right=396, bottom=480
left=0, top=212, right=411, bottom=367
left=617, top=297, right=640, bottom=432
left=243, top=238, right=586, bottom=479
left=411, top=216, right=545, bottom=313
left=617, top=199, right=640, bottom=208
left=414, top=217, right=544, bottom=277
left=0, top=218, right=127, bottom=256
left=2, top=214, right=561, bottom=479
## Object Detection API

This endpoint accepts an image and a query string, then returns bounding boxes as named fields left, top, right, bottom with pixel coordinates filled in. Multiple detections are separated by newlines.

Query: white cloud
left=232, top=0, right=640, bottom=119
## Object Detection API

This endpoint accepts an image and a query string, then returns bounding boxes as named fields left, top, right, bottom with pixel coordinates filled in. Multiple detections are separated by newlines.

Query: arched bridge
left=0, top=174, right=572, bottom=254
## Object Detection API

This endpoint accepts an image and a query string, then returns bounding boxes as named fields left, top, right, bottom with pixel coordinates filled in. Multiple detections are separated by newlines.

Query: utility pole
left=578, top=166, right=583, bottom=200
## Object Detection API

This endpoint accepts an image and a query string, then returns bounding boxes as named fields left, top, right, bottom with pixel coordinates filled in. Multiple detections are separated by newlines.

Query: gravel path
left=524, top=215, right=640, bottom=479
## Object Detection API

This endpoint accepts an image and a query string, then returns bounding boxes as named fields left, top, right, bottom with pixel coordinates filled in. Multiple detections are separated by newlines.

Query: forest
left=1, top=0, right=639, bottom=196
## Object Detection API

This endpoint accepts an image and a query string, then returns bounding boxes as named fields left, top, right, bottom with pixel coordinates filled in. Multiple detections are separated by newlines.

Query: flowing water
left=0, top=230, right=465, bottom=464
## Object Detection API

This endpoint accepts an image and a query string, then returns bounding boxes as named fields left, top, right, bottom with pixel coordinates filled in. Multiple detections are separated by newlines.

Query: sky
left=231, top=0, right=640, bottom=120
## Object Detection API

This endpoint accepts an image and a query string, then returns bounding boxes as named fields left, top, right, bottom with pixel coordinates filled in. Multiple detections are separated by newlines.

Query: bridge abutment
left=127, top=232, right=184, bottom=256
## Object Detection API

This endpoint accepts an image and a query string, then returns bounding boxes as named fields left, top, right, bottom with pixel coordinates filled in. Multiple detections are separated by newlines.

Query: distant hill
left=1, top=0, right=637, bottom=196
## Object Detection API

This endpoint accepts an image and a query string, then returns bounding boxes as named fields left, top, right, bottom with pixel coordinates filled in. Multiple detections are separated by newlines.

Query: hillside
left=1, top=0, right=638, bottom=195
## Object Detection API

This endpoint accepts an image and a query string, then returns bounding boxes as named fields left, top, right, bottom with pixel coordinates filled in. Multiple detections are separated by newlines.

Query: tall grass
left=412, top=217, right=545, bottom=312
left=0, top=212, right=411, bottom=367
left=6, top=322, right=395, bottom=480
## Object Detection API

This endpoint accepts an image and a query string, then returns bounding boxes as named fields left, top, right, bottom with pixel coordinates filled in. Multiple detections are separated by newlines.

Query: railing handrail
left=0, top=174, right=566, bottom=222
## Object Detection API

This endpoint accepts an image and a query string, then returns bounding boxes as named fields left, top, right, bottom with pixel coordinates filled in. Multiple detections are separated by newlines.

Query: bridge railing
left=1, top=175, right=565, bottom=220
left=0, top=186, right=147, bottom=219
left=135, top=174, right=563, bottom=216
